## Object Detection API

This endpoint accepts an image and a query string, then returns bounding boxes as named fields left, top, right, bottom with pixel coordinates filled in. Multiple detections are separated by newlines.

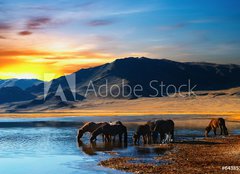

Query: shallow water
left=0, top=115, right=239, bottom=174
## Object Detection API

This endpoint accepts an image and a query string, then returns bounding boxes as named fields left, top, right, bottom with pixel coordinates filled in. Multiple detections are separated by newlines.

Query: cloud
left=159, top=19, right=214, bottom=31
left=18, top=31, right=32, bottom=36
left=0, top=35, right=6, bottom=39
left=0, top=50, right=51, bottom=57
left=159, top=23, right=188, bottom=30
left=108, top=7, right=155, bottom=16
left=86, top=19, right=115, bottom=26
left=61, top=62, right=102, bottom=73
left=0, top=57, right=26, bottom=67
left=26, top=17, right=51, bottom=29
left=0, top=22, right=11, bottom=30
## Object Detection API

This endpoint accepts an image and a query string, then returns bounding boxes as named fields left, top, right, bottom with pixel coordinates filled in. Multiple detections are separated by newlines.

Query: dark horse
left=77, top=122, right=108, bottom=141
left=149, top=120, right=174, bottom=143
left=133, top=124, right=151, bottom=145
left=205, top=118, right=228, bottom=137
left=90, top=124, right=128, bottom=145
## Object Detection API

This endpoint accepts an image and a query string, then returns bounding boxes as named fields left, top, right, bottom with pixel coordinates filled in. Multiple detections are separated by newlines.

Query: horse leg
left=220, top=125, right=223, bottom=135
left=171, top=129, right=174, bottom=142
left=105, top=135, right=109, bottom=142
left=160, top=133, right=164, bottom=143
left=147, top=133, right=151, bottom=144
left=213, top=128, right=217, bottom=136
left=106, top=135, right=111, bottom=142
left=143, top=135, right=147, bottom=144
left=119, top=134, right=122, bottom=143
left=112, top=136, right=115, bottom=143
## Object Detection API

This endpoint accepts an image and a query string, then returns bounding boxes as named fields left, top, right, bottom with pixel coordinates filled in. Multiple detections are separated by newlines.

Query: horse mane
left=80, top=122, right=93, bottom=132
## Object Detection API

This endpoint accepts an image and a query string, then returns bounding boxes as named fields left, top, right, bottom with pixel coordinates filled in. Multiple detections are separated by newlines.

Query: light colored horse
left=205, top=118, right=228, bottom=137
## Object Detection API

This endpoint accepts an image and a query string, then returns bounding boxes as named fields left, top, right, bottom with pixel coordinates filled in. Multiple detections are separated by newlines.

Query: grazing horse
left=133, top=124, right=151, bottom=145
left=151, top=120, right=174, bottom=143
left=77, top=122, right=108, bottom=141
left=90, top=124, right=128, bottom=145
left=109, top=121, right=123, bottom=141
left=205, top=118, right=228, bottom=137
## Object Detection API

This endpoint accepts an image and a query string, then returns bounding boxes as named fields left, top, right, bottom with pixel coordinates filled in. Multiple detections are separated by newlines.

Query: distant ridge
left=0, top=78, right=42, bottom=90
left=26, top=57, right=240, bottom=98
left=0, top=57, right=240, bottom=110
left=0, top=87, right=35, bottom=104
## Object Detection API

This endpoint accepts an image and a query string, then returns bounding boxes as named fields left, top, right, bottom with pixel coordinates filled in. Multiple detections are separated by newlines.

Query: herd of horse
left=76, top=118, right=229, bottom=145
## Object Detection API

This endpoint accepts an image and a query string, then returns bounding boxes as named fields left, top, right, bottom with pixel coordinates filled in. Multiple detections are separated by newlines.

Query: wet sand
left=100, top=136, right=240, bottom=174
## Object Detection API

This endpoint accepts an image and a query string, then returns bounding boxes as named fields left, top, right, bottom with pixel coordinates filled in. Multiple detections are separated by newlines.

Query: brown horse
left=151, top=120, right=174, bottom=143
left=205, top=118, right=228, bottom=137
left=133, top=124, right=151, bottom=145
left=90, top=124, right=128, bottom=145
left=109, top=121, right=123, bottom=142
left=77, top=122, right=108, bottom=141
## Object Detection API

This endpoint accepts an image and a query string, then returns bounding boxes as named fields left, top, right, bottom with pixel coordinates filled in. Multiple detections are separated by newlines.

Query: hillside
left=27, top=57, right=240, bottom=98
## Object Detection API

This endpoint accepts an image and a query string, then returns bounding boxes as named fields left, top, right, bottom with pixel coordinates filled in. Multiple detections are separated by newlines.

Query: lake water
left=0, top=115, right=239, bottom=174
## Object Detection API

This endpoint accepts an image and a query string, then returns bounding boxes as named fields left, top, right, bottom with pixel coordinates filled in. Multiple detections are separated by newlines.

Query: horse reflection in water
left=77, top=140, right=127, bottom=156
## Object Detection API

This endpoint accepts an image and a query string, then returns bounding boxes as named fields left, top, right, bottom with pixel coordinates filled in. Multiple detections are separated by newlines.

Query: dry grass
left=0, top=95, right=239, bottom=120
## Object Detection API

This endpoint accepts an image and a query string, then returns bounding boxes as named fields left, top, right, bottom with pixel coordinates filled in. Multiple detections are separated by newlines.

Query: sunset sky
left=0, top=0, right=240, bottom=80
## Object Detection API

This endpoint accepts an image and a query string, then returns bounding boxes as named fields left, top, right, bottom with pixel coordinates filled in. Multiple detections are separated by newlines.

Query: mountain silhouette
left=0, top=79, right=42, bottom=90
left=26, top=57, right=240, bottom=98
left=0, top=87, right=36, bottom=104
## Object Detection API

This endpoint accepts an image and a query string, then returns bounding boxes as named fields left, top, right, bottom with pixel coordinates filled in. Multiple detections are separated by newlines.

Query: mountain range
left=0, top=79, right=42, bottom=90
left=1, top=57, right=240, bottom=109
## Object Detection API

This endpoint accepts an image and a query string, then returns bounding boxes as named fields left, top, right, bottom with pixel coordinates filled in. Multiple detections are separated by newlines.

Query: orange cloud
left=0, top=50, right=52, bottom=57
left=0, top=57, right=26, bottom=67
left=0, top=48, right=113, bottom=80
left=61, top=63, right=103, bottom=74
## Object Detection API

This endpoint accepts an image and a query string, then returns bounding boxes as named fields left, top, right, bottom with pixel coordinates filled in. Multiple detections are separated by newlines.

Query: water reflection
left=0, top=116, right=239, bottom=174
left=77, top=140, right=127, bottom=155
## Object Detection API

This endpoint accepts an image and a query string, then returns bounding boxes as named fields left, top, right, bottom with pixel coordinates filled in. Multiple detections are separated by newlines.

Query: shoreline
left=0, top=112, right=239, bottom=121
left=99, top=136, right=240, bottom=174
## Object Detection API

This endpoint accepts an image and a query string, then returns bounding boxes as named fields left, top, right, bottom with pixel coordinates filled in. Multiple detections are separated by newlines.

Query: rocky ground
left=99, top=135, right=240, bottom=174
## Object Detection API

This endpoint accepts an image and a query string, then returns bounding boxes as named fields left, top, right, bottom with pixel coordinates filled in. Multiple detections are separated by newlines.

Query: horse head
left=77, top=129, right=84, bottom=140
